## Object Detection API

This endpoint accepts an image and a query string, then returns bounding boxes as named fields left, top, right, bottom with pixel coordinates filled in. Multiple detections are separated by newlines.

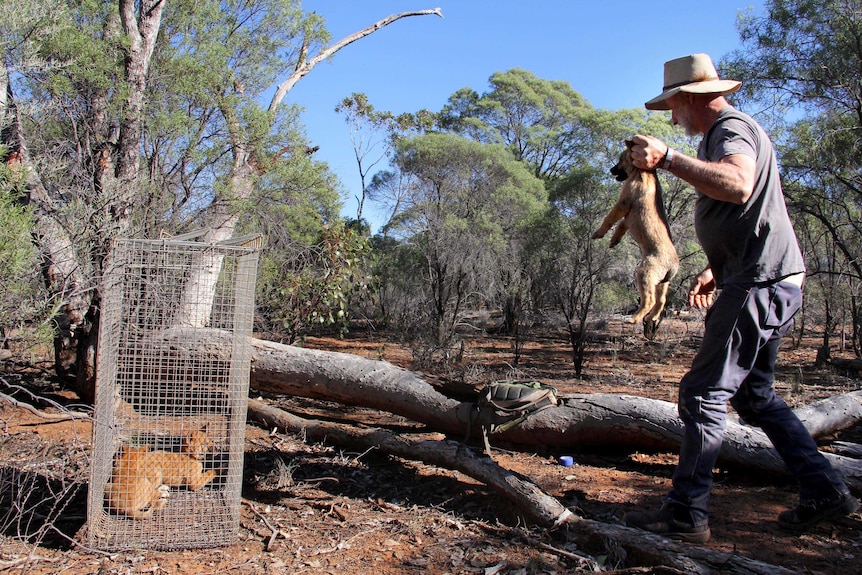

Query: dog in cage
left=104, top=425, right=217, bottom=519
left=592, top=140, right=679, bottom=339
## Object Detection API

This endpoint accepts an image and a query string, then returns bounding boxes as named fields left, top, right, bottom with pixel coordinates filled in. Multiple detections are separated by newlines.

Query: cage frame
left=86, top=232, right=260, bottom=551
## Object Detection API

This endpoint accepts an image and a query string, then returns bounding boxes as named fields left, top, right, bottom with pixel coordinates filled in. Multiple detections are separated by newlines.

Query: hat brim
left=645, top=79, right=742, bottom=111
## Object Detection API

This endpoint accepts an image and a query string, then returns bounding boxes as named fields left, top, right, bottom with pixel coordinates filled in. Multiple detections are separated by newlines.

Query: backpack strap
left=465, top=381, right=558, bottom=457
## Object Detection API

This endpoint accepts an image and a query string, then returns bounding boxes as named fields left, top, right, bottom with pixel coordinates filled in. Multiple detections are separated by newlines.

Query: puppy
left=592, top=140, right=679, bottom=338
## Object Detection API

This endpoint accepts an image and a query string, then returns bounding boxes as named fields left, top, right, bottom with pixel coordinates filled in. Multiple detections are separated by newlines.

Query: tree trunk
left=66, top=0, right=167, bottom=405
left=116, top=0, right=164, bottom=205
left=243, top=335, right=862, bottom=491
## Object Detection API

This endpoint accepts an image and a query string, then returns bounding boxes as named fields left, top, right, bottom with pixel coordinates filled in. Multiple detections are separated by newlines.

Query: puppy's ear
left=624, top=139, right=634, bottom=149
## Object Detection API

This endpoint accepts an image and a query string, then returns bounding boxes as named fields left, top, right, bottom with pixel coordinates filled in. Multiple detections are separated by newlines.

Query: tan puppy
left=104, top=426, right=217, bottom=520
left=592, top=140, right=679, bottom=338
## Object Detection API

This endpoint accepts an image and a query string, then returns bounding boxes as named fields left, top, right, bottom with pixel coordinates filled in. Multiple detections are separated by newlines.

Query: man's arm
left=630, top=134, right=755, bottom=205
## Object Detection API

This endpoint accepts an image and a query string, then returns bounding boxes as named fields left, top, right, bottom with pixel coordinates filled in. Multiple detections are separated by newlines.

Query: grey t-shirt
left=694, top=107, right=805, bottom=286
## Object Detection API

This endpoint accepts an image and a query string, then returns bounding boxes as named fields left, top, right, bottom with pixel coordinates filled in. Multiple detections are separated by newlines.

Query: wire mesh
left=86, top=235, right=260, bottom=551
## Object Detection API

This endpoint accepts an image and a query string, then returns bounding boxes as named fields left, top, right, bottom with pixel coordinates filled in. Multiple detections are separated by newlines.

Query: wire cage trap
left=86, top=232, right=261, bottom=551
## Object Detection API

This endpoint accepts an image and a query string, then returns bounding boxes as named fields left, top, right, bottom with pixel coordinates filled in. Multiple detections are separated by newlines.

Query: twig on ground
left=0, top=554, right=62, bottom=570
left=48, top=526, right=115, bottom=557
left=243, top=500, right=283, bottom=551
left=513, top=527, right=601, bottom=570
left=0, top=378, right=91, bottom=422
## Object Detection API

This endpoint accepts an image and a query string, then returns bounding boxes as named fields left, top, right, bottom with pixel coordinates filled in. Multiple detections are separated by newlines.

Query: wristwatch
left=662, top=147, right=675, bottom=170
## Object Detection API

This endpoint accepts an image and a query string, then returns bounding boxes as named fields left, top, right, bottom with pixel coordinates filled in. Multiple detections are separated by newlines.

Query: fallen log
left=832, top=441, right=862, bottom=458
left=789, top=390, right=862, bottom=437
left=146, top=330, right=862, bottom=490
left=247, top=398, right=573, bottom=528
left=247, top=337, right=862, bottom=492
left=246, top=398, right=796, bottom=575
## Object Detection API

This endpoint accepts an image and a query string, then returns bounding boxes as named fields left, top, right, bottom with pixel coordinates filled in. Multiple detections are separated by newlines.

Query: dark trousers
left=668, top=281, right=848, bottom=526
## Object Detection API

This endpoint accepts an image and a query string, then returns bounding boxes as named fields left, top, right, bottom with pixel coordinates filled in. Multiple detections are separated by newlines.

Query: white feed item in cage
left=104, top=426, right=217, bottom=520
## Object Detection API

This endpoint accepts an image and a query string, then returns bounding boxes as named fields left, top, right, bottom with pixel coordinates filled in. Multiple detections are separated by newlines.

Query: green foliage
left=361, top=67, right=700, bottom=353
left=439, top=68, right=597, bottom=179
left=384, top=132, right=547, bottom=344
left=245, top=138, right=353, bottom=342
left=0, top=162, right=53, bottom=352
left=730, top=0, right=862, bottom=115
left=163, top=0, right=313, bottom=97
left=4, top=0, right=385, bottom=377
left=257, top=222, right=372, bottom=343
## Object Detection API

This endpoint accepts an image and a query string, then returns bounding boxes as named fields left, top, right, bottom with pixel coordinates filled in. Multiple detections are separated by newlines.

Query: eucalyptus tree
left=143, top=4, right=439, bottom=333
left=416, top=70, right=608, bottom=349
left=385, top=132, right=547, bottom=345
left=724, top=0, right=862, bottom=355
left=1, top=0, right=119, bottom=386
left=439, top=68, right=596, bottom=180
left=1, top=0, right=443, bottom=399
left=436, top=69, right=701, bottom=343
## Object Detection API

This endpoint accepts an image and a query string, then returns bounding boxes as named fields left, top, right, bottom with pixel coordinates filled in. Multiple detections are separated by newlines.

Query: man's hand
left=688, top=268, right=716, bottom=310
left=630, top=134, right=669, bottom=171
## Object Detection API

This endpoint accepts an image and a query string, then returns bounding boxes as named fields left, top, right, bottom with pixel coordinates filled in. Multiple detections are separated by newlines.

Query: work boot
left=778, top=492, right=860, bottom=532
left=624, top=503, right=711, bottom=543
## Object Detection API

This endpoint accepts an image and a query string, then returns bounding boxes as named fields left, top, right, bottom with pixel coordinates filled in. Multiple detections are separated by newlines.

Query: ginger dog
left=592, top=140, right=679, bottom=338
left=104, top=426, right=216, bottom=519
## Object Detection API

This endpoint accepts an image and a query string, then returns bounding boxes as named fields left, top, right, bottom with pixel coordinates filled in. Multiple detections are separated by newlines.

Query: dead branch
left=246, top=398, right=796, bottom=575
left=247, top=398, right=573, bottom=528
left=242, top=500, right=283, bottom=551
left=0, top=389, right=90, bottom=422
left=269, top=8, right=443, bottom=110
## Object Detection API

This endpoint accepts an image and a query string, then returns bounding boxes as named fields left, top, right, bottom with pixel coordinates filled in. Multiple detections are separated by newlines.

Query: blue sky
left=287, top=1, right=765, bottom=230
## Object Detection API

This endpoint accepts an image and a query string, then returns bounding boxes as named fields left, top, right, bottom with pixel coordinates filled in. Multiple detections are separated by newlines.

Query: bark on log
left=833, top=441, right=862, bottom=457
left=246, top=398, right=796, bottom=575
left=247, top=337, right=862, bottom=492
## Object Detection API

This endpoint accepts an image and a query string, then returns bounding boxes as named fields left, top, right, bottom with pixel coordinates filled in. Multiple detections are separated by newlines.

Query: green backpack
left=466, top=381, right=558, bottom=457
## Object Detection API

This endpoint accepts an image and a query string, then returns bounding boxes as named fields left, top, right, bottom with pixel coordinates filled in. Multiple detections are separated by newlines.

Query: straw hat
left=645, top=53, right=742, bottom=110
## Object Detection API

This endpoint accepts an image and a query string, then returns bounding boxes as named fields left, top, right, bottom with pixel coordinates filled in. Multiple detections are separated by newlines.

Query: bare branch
left=268, top=8, right=443, bottom=112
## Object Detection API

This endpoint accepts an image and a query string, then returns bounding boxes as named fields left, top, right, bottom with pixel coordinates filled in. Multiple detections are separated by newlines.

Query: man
left=623, top=53, right=859, bottom=543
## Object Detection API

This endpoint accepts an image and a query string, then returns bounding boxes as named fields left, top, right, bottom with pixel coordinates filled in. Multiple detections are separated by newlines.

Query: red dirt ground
left=1, top=315, right=860, bottom=574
